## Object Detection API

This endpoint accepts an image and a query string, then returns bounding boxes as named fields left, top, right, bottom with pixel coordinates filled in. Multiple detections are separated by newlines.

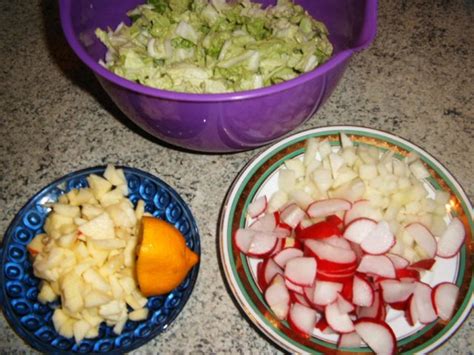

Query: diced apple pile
left=235, top=134, right=466, bottom=353
left=28, top=165, right=150, bottom=343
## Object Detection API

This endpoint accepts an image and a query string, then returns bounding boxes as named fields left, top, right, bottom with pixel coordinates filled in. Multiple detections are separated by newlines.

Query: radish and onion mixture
left=235, top=133, right=465, bottom=352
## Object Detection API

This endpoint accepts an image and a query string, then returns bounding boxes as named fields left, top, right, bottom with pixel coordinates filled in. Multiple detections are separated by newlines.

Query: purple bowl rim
left=59, top=0, right=377, bottom=103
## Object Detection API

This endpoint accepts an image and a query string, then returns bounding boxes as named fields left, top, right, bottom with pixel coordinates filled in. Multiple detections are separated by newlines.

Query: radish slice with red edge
left=249, top=212, right=277, bottom=232
left=413, top=282, right=438, bottom=324
left=437, top=217, right=466, bottom=258
left=352, top=275, right=374, bottom=307
left=312, top=281, right=343, bottom=306
left=247, top=195, right=267, bottom=218
left=405, top=222, right=437, bottom=259
left=338, top=331, right=363, bottom=348
left=264, top=275, right=290, bottom=320
left=432, top=282, right=459, bottom=321
left=406, top=294, right=418, bottom=326
left=357, top=255, right=396, bottom=279
left=325, top=301, right=355, bottom=333
left=307, top=198, right=352, bottom=218
left=354, top=318, right=396, bottom=355
left=284, top=257, right=317, bottom=287
left=285, top=278, right=305, bottom=295
left=288, top=303, right=319, bottom=337
left=343, top=218, right=377, bottom=244
left=272, top=226, right=292, bottom=239
left=386, top=253, right=410, bottom=269
left=357, top=290, right=381, bottom=319
left=291, top=291, right=311, bottom=307
left=295, top=220, right=341, bottom=240
left=305, top=240, right=357, bottom=265
left=280, top=203, right=307, bottom=229
left=379, top=279, right=416, bottom=303
left=247, top=233, right=278, bottom=258
left=344, top=200, right=382, bottom=225
left=263, top=258, right=283, bottom=287
left=337, top=294, right=355, bottom=314
left=273, top=247, right=304, bottom=268
left=395, top=268, right=420, bottom=281
left=324, top=235, right=351, bottom=250
left=234, top=228, right=255, bottom=253
left=409, top=258, right=436, bottom=270
left=360, top=220, right=395, bottom=255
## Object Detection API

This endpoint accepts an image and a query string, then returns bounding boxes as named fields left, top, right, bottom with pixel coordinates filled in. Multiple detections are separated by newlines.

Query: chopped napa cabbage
left=96, top=0, right=333, bottom=93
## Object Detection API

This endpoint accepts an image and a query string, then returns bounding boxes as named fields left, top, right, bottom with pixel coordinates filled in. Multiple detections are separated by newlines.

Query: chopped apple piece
left=73, top=319, right=91, bottom=344
left=87, top=174, right=112, bottom=200
left=79, top=213, right=115, bottom=240
left=38, top=282, right=58, bottom=303
left=129, top=308, right=149, bottom=321
left=104, top=165, right=127, bottom=186
left=53, top=203, right=80, bottom=218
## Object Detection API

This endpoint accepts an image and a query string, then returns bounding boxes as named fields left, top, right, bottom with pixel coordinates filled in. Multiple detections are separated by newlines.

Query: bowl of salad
left=59, top=0, right=377, bottom=152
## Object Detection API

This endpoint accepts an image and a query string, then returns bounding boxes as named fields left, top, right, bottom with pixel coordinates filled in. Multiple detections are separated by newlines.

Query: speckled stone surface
left=0, top=0, right=472, bottom=353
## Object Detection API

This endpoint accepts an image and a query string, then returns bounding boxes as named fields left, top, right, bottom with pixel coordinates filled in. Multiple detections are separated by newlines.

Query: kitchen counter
left=0, top=0, right=472, bottom=353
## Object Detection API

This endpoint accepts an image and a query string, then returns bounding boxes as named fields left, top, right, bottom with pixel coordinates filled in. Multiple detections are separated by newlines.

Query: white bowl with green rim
left=218, top=126, right=473, bottom=354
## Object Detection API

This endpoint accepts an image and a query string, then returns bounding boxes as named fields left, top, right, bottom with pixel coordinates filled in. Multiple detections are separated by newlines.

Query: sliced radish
left=280, top=204, right=307, bottom=229
left=337, top=294, right=355, bottom=314
left=284, top=257, right=317, bottom=287
left=386, top=253, right=410, bottom=269
left=395, top=268, right=420, bottom=281
left=354, top=319, right=396, bottom=355
left=312, top=281, right=343, bottom=306
left=285, top=278, right=304, bottom=295
left=264, top=276, right=290, bottom=320
left=326, top=214, right=344, bottom=227
left=234, top=228, right=255, bottom=253
left=413, top=282, right=437, bottom=324
left=437, top=217, right=466, bottom=258
left=338, top=331, right=363, bottom=348
left=295, top=220, right=341, bottom=240
left=357, top=255, right=396, bottom=279
left=288, top=302, right=319, bottom=337
left=272, top=226, right=292, bottom=239
left=360, top=220, right=395, bottom=255
left=325, top=301, right=355, bottom=333
left=247, top=233, right=279, bottom=258
left=343, top=218, right=377, bottom=244
left=352, top=275, right=374, bottom=307
left=406, top=294, right=418, bottom=326
left=291, top=291, right=311, bottom=307
left=432, top=282, right=459, bottom=321
left=405, top=222, right=437, bottom=258
left=273, top=247, right=304, bottom=268
left=269, top=238, right=283, bottom=257
left=324, top=235, right=351, bottom=250
left=379, top=279, right=416, bottom=303
left=305, top=239, right=357, bottom=265
left=247, top=195, right=267, bottom=218
left=256, top=260, right=268, bottom=291
left=344, top=200, right=382, bottom=225
left=249, top=212, right=277, bottom=232
left=315, top=316, right=330, bottom=332
left=307, top=198, right=352, bottom=218
left=409, top=258, right=436, bottom=270
left=317, top=269, right=356, bottom=281
left=357, top=290, right=381, bottom=319
left=263, top=258, right=283, bottom=286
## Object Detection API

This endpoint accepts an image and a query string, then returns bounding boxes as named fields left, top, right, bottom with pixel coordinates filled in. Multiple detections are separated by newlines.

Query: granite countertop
left=1, top=0, right=472, bottom=353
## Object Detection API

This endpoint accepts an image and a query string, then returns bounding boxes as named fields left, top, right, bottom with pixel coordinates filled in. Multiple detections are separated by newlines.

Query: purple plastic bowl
left=59, top=0, right=377, bottom=153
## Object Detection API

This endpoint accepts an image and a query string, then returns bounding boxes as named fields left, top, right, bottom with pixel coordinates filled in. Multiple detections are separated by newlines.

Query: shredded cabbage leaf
left=96, top=0, right=333, bottom=93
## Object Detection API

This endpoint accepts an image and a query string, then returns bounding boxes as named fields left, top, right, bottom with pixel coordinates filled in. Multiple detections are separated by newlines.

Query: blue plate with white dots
left=0, top=166, right=200, bottom=353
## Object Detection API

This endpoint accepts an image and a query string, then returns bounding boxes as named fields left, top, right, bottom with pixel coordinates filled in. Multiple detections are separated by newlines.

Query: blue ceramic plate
left=0, top=166, right=200, bottom=353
